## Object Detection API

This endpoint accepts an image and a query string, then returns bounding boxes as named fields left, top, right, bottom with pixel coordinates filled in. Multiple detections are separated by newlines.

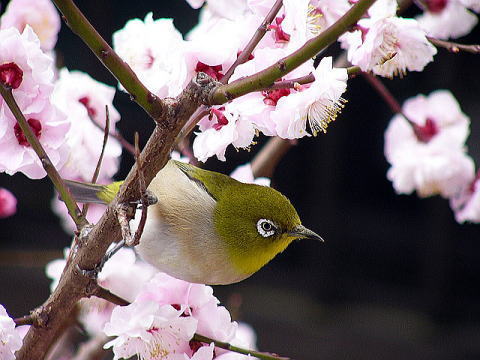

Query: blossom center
left=413, top=117, right=438, bottom=143
left=210, top=107, right=229, bottom=130
left=195, top=62, right=224, bottom=81
left=262, top=88, right=291, bottom=106
left=269, top=15, right=291, bottom=43
left=0, top=62, right=23, bottom=89
left=78, top=96, right=97, bottom=118
left=426, top=0, right=448, bottom=13
left=14, top=118, right=42, bottom=147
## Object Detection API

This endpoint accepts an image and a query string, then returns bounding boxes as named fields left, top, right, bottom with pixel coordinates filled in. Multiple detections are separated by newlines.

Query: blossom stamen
left=307, top=97, right=347, bottom=135
left=0, top=62, right=23, bottom=89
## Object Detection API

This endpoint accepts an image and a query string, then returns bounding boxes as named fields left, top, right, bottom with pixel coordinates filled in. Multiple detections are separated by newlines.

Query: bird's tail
left=64, top=180, right=123, bottom=204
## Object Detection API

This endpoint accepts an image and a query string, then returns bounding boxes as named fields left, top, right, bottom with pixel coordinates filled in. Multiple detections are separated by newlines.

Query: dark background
left=1, top=2, right=480, bottom=359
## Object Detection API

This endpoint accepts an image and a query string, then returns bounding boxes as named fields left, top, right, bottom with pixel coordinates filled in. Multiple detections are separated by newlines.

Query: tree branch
left=209, top=0, right=377, bottom=104
left=51, top=0, right=166, bottom=120
left=0, top=85, right=85, bottom=228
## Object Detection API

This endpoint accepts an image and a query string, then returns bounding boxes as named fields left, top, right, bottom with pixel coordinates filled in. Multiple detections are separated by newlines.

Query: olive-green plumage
left=65, top=160, right=322, bottom=285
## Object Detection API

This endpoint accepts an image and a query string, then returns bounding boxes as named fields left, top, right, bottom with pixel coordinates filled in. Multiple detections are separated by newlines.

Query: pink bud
left=0, top=188, right=17, bottom=218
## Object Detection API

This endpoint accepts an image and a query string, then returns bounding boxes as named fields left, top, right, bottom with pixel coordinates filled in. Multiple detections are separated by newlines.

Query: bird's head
left=213, top=182, right=323, bottom=278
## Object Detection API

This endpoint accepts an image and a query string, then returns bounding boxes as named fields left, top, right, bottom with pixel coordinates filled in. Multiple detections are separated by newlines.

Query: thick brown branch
left=16, top=74, right=217, bottom=360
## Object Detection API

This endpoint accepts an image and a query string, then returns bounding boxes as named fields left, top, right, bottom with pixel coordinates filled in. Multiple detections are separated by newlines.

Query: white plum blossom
left=416, top=0, right=479, bottom=39
left=385, top=90, right=475, bottom=198
left=342, top=0, right=437, bottom=78
left=450, top=174, right=480, bottom=223
left=0, top=0, right=61, bottom=51
left=216, top=322, right=257, bottom=360
left=104, top=301, right=198, bottom=360
left=193, top=105, right=256, bottom=162
left=230, top=163, right=271, bottom=186
left=52, top=68, right=122, bottom=182
left=271, top=56, right=347, bottom=138
left=113, top=13, right=188, bottom=98
left=0, top=188, right=17, bottom=218
left=0, top=305, right=22, bottom=360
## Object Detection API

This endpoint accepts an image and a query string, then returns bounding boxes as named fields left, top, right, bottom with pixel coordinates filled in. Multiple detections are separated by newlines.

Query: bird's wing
left=172, top=160, right=239, bottom=201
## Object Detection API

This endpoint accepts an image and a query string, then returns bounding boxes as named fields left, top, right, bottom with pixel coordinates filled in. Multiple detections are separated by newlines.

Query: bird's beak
left=288, top=225, right=324, bottom=242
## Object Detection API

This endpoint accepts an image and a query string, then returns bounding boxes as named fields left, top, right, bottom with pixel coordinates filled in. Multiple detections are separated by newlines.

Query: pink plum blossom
left=0, top=304, right=22, bottom=360
left=385, top=90, right=475, bottom=198
left=0, top=27, right=54, bottom=112
left=113, top=14, right=188, bottom=98
left=230, top=163, right=271, bottom=187
left=52, top=68, right=122, bottom=182
left=416, top=0, right=478, bottom=40
left=137, top=272, right=238, bottom=342
left=0, top=26, right=69, bottom=179
left=104, top=301, right=198, bottom=360
left=0, top=97, right=70, bottom=179
left=0, top=0, right=61, bottom=51
left=341, top=0, right=437, bottom=78
left=0, top=188, right=17, bottom=218
left=46, top=247, right=158, bottom=336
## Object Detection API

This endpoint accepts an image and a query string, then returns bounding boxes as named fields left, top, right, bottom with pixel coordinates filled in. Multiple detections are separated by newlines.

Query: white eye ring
left=257, top=219, right=276, bottom=238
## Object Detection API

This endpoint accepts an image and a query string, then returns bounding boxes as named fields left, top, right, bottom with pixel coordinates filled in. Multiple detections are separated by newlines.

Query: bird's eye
left=257, top=219, right=276, bottom=238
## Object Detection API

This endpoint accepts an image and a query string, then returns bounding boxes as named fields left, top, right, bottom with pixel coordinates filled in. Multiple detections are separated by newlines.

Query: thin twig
left=174, top=106, right=210, bottom=147
left=0, top=85, right=84, bottom=228
left=130, top=133, right=148, bottom=247
left=427, top=36, right=480, bottom=54
left=14, top=315, right=35, bottom=326
left=210, top=0, right=377, bottom=104
left=361, top=72, right=428, bottom=140
left=115, top=204, right=133, bottom=245
left=251, top=137, right=296, bottom=178
left=177, top=137, right=201, bottom=167
left=221, top=0, right=284, bottom=83
left=51, top=0, right=166, bottom=119
left=361, top=72, right=402, bottom=113
left=88, top=110, right=136, bottom=156
left=82, top=106, right=111, bottom=218
left=193, top=334, right=290, bottom=360
left=72, top=333, right=111, bottom=360
left=92, top=285, right=129, bottom=306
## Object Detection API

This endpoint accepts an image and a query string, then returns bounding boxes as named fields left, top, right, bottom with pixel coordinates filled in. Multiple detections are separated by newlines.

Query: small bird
left=66, top=160, right=323, bottom=285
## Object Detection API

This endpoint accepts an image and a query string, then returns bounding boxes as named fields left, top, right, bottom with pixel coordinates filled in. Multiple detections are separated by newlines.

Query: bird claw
left=76, top=263, right=101, bottom=280
left=129, top=190, right=158, bottom=207
left=76, top=240, right=125, bottom=279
